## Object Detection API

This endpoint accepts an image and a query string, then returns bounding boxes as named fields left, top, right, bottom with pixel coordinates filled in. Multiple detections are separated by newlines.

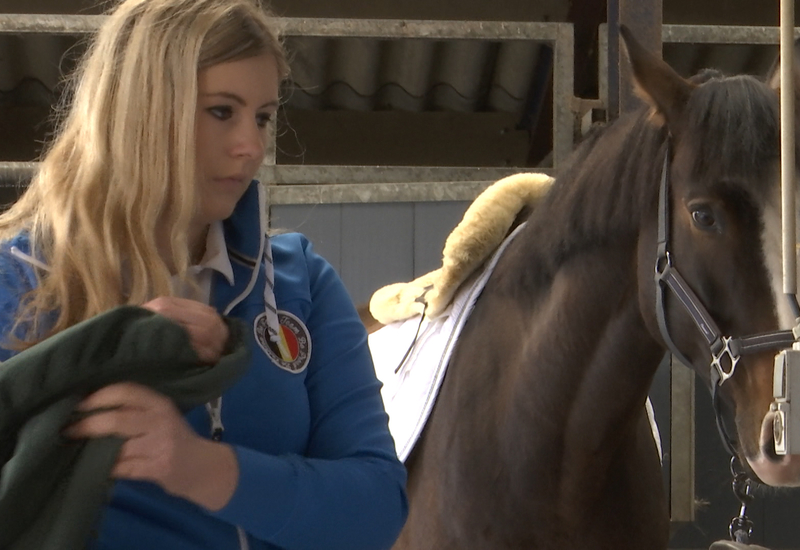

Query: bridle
left=653, top=139, right=798, bottom=457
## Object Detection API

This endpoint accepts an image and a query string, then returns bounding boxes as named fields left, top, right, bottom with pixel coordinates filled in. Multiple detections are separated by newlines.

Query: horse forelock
left=681, top=75, right=779, bottom=193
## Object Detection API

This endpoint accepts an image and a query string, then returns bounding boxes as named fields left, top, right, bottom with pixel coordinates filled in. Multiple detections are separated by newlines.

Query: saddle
left=369, top=172, right=553, bottom=324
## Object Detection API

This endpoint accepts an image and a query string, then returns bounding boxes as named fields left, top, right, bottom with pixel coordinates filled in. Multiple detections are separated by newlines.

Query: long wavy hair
left=0, top=0, right=289, bottom=345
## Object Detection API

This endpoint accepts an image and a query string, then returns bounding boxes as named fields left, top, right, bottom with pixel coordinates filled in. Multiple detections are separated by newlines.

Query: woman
left=0, top=0, right=408, bottom=548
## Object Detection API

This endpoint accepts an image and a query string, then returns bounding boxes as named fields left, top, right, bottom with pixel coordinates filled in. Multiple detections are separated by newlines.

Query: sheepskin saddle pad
left=368, top=173, right=553, bottom=461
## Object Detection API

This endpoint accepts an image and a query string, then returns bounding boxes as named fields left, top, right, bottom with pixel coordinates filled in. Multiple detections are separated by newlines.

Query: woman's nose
left=231, top=121, right=265, bottom=159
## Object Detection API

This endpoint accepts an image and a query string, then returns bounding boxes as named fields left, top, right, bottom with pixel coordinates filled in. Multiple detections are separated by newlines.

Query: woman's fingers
left=65, top=383, right=198, bottom=485
left=66, top=383, right=171, bottom=438
left=65, top=407, right=146, bottom=440
left=142, top=296, right=229, bottom=363
left=76, top=381, right=171, bottom=412
left=64, top=382, right=238, bottom=510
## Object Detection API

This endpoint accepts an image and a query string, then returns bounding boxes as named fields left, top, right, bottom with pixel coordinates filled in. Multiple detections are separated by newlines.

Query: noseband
left=653, top=140, right=797, bottom=456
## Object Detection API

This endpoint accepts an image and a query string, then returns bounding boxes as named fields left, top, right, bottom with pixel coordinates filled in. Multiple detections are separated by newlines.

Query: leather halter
left=653, top=140, right=797, bottom=456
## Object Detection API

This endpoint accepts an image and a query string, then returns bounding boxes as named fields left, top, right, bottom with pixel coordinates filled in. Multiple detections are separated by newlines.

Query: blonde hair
left=0, top=0, right=289, bottom=345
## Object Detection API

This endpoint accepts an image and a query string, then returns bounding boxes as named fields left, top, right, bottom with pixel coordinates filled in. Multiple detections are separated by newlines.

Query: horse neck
left=461, top=233, right=667, bottom=528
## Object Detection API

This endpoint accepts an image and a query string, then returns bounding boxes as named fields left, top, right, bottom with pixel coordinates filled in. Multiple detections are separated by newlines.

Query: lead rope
left=728, top=456, right=754, bottom=544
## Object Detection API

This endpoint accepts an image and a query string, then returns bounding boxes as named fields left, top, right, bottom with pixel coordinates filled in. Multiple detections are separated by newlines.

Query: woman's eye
left=256, top=112, right=274, bottom=128
left=691, top=207, right=716, bottom=228
left=208, top=106, right=233, bottom=120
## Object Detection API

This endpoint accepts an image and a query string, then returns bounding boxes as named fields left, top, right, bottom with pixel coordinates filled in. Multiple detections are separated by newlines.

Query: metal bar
left=0, top=14, right=104, bottom=34
left=605, top=0, right=691, bottom=528
left=261, top=165, right=526, bottom=184
left=264, top=125, right=277, bottom=167
left=598, top=25, right=609, bottom=118
left=670, top=359, right=696, bottom=523
left=606, top=1, right=621, bottom=120
left=552, top=23, right=575, bottom=168
left=0, top=162, right=34, bottom=184
left=0, top=14, right=565, bottom=41
left=0, top=161, right=540, bottom=204
left=663, top=24, right=800, bottom=44
left=0, top=161, right=527, bottom=185
left=277, top=18, right=563, bottom=40
left=618, top=0, right=662, bottom=114
left=270, top=181, right=501, bottom=204
left=607, top=0, right=663, bottom=116
left=781, top=0, right=797, bottom=297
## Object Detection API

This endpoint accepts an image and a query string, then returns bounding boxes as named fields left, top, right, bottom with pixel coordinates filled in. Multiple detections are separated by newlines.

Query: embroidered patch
left=254, top=310, right=312, bottom=373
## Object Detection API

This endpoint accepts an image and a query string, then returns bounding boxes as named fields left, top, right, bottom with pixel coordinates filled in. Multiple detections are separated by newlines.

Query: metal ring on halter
left=655, top=251, right=672, bottom=277
left=710, top=336, right=741, bottom=386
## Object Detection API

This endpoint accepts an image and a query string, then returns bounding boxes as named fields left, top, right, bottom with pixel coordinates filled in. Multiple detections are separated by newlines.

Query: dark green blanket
left=0, top=306, right=252, bottom=550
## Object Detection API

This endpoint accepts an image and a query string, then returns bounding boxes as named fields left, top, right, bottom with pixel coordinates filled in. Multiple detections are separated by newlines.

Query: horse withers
left=366, top=28, right=800, bottom=550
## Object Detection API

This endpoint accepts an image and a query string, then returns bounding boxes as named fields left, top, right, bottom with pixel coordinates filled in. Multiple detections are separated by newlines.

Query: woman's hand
left=142, top=296, right=229, bottom=364
left=64, top=382, right=239, bottom=511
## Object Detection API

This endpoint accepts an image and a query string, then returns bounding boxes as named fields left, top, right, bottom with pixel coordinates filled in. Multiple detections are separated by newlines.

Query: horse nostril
left=774, top=413, right=784, bottom=450
left=763, top=413, right=782, bottom=462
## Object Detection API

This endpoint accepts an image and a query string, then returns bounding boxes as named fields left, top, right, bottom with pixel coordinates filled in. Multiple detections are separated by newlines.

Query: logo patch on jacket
left=254, top=310, right=312, bottom=373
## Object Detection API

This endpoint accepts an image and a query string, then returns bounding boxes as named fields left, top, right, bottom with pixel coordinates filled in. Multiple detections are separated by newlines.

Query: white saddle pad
left=369, top=224, right=662, bottom=462
left=369, top=225, right=523, bottom=461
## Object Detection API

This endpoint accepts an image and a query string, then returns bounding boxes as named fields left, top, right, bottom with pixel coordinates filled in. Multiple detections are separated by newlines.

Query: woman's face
left=194, top=53, right=280, bottom=228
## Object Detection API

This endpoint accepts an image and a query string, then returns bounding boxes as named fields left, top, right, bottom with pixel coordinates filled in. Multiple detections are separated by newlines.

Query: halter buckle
left=711, top=336, right=740, bottom=386
left=655, top=251, right=672, bottom=278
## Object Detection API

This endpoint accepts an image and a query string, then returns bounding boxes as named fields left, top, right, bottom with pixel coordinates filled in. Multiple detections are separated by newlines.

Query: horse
left=363, top=28, right=800, bottom=550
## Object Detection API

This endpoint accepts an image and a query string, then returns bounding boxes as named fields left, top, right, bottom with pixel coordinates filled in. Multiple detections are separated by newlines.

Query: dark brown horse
left=364, top=29, right=800, bottom=550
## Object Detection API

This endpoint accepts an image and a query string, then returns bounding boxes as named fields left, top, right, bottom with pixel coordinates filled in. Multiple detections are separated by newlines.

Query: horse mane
left=509, top=69, right=779, bottom=284
left=515, top=107, right=667, bottom=280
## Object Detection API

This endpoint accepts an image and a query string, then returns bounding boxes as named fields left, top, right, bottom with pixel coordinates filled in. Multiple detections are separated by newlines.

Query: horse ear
left=619, top=25, right=694, bottom=125
left=766, top=38, right=800, bottom=106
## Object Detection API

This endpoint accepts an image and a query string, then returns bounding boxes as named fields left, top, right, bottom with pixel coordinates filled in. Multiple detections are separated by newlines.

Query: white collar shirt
left=171, top=221, right=234, bottom=304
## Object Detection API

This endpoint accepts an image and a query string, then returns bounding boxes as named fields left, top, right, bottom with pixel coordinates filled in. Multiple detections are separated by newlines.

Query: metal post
left=780, top=0, right=797, bottom=306
left=669, top=358, right=695, bottom=522
left=607, top=0, right=663, bottom=117
left=608, top=0, right=692, bottom=526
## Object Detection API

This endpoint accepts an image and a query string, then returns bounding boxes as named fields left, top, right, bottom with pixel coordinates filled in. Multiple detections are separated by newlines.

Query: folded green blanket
left=0, top=306, right=251, bottom=550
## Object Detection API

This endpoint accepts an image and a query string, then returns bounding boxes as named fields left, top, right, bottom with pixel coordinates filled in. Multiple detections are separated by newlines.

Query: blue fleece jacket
left=0, top=182, right=408, bottom=550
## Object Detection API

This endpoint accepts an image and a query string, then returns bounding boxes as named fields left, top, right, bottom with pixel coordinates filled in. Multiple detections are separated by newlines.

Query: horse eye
left=691, top=207, right=716, bottom=228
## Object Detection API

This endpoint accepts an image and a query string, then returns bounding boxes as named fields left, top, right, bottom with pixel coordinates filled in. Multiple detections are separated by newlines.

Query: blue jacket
left=0, top=181, right=408, bottom=550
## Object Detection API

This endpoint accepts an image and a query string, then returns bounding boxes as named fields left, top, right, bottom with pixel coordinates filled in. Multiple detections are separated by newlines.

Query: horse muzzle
left=742, top=350, right=800, bottom=486
left=748, top=408, right=800, bottom=486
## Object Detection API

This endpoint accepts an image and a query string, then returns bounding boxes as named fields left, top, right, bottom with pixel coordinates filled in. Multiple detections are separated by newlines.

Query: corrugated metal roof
left=0, top=9, right=792, bottom=167
left=0, top=21, right=785, bottom=113
left=0, top=28, right=548, bottom=113
left=285, top=36, right=544, bottom=114
left=0, top=17, right=563, bottom=165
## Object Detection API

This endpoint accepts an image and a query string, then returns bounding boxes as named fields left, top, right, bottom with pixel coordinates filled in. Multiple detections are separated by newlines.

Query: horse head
left=623, top=26, right=800, bottom=487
